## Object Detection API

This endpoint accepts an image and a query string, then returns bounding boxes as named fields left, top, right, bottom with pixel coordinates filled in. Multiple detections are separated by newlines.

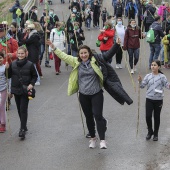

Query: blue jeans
left=127, top=48, right=139, bottom=69
left=71, top=50, right=78, bottom=57
left=86, top=18, right=91, bottom=29
left=149, top=43, right=161, bottom=67
left=40, top=44, right=49, bottom=64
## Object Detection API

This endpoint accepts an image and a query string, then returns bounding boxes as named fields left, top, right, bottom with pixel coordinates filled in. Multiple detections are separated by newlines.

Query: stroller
left=48, top=0, right=52, bottom=5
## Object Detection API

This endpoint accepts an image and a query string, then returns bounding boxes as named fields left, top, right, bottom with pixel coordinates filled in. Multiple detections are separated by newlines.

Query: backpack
left=146, top=26, right=157, bottom=43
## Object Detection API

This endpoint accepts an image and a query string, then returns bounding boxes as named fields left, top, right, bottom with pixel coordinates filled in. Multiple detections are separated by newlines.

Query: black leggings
left=116, top=46, right=123, bottom=64
left=79, top=90, right=107, bottom=140
left=145, top=98, right=163, bottom=136
left=14, top=94, right=29, bottom=130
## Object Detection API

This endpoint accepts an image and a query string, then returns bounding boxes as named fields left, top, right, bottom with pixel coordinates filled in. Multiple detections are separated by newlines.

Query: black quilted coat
left=94, top=43, right=133, bottom=105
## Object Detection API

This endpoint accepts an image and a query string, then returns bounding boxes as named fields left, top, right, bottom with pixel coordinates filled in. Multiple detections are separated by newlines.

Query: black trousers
left=145, top=23, right=152, bottom=32
left=145, top=98, right=163, bottom=136
left=79, top=90, right=106, bottom=140
left=116, top=46, right=123, bottom=64
left=14, top=94, right=29, bottom=130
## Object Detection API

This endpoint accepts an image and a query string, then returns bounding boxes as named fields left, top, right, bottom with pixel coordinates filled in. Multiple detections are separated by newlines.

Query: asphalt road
left=0, top=0, right=170, bottom=170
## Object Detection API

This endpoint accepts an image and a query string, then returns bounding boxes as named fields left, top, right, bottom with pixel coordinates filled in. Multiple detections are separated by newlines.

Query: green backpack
left=146, top=26, right=157, bottom=43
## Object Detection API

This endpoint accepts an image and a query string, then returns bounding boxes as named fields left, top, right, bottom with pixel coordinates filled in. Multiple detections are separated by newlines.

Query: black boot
left=146, top=130, right=153, bottom=140
left=19, top=129, right=25, bottom=139
left=45, top=63, right=51, bottom=68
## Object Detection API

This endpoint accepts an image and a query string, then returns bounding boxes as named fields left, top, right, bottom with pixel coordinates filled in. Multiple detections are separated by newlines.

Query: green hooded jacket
left=54, top=48, right=103, bottom=96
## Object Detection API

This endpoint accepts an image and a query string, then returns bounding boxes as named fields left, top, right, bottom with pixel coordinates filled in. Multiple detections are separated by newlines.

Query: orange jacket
left=1, top=38, right=18, bottom=64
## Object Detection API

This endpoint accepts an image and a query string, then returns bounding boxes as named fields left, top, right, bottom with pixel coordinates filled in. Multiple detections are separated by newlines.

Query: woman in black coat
left=7, top=46, right=37, bottom=139
left=22, top=23, right=40, bottom=84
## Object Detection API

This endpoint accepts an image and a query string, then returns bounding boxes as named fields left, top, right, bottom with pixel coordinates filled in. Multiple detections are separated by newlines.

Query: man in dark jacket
left=137, top=0, right=146, bottom=30
left=21, top=6, right=38, bottom=27
left=22, top=24, right=41, bottom=85
left=148, top=16, right=165, bottom=68
left=9, top=0, right=22, bottom=22
left=145, top=0, right=156, bottom=32
left=162, top=13, right=170, bottom=34
left=115, top=0, right=123, bottom=18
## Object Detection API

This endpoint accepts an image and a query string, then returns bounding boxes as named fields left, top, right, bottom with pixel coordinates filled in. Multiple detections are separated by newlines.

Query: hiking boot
left=100, top=140, right=107, bottom=149
left=89, top=138, right=97, bottom=149
left=146, top=131, right=153, bottom=140
left=153, top=135, right=158, bottom=141
left=19, top=129, right=25, bottom=139
left=45, top=63, right=51, bottom=68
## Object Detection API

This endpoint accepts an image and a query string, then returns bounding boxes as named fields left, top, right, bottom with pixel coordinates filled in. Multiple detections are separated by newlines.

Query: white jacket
left=49, top=28, right=66, bottom=53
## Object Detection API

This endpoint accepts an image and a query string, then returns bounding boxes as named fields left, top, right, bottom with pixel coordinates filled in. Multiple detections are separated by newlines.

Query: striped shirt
left=140, top=73, right=170, bottom=100
left=0, top=65, right=7, bottom=92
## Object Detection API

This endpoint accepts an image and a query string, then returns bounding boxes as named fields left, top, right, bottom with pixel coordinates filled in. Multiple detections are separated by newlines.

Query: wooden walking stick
left=5, top=22, right=12, bottom=136
left=45, top=0, right=50, bottom=63
left=136, top=22, right=144, bottom=137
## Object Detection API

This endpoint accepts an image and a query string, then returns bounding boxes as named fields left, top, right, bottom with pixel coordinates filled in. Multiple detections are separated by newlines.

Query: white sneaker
left=89, top=138, right=97, bottom=149
left=35, top=82, right=40, bottom=86
left=134, top=66, right=137, bottom=72
left=130, top=69, right=134, bottom=74
left=116, top=64, right=119, bottom=69
left=100, top=140, right=107, bottom=149
left=119, top=64, right=122, bottom=69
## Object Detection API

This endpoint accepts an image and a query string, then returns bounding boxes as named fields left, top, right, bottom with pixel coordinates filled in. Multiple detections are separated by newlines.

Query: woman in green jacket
left=47, top=38, right=121, bottom=149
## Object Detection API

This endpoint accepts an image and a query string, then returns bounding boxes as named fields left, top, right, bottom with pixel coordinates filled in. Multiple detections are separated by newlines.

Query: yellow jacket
left=162, top=35, right=170, bottom=63
left=54, top=48, right=103, bottom=96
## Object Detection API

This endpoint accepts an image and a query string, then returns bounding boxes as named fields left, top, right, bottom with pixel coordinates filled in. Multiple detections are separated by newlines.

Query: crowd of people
left=0, top=0, right=170, bottom=149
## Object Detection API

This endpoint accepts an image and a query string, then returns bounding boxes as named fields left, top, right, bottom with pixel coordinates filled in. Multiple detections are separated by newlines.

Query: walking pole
left=77, top=92, right=86, bottom=136
left=62, top=12, right=69, bottom=70
left=5, top=22, right=12, bottom=136
left=45, top=0, right=49, bottom=63
left=136, top=21, right=144, bottom=137
left=119, top=43, right=136, bottom=92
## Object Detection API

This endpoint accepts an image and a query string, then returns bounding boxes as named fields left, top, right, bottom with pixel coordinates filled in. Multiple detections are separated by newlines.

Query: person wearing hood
left=148, top=16, right=165, bottom=69
left=21, top=23, right=41, bottom=85
left=9, top=0, right=22, bottom=22
left=123, top=19, right=144, bottom=74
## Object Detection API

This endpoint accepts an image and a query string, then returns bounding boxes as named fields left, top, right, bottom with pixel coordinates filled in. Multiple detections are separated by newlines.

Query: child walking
left=138, top=60, right=170, bottom=141
left=0, top=52, right=7, bottom=133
